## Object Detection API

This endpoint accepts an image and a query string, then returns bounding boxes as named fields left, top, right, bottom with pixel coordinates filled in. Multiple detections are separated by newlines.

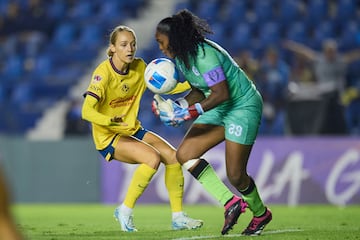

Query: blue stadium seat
left=304, top=0, right=328, bottom=27
left=196, top=0, right=220, bottom=23
left=46, top=1, right=67, bottom=20
left=311, top=20, right=335, bottom=50
left=258, top=21, right=280, bottom=47
left=0, top=0, right=145, bottom=134
left=334, top=0, right=356, bottom=25
left=96, top=2, right=124, bottom=26
left=174, top=1, right=191, bottom=12
left=76, top=24, right=102, bottom=48
left=2, top=55, right=24, bottom=83
left=277, top=0, right=301, bottom=25
left=0, top=0, right=8, bottom=15
left=253, top=0, right=275, bottom=24
left=229, top=23, right=252, bottom=52
left=50, top=22, right=77, bottom=49
left=338, top=21, right=360, bottom=51
left=208, top=23, right=228, bottom=47
left=221, top=0, right=247, bottom=25
left=0, top=84, right=5, bottom=103
left=66, top=2, right=95, bottom=22
left=285, top=21, right=307, bottom=44
left=11, top=82, right=34, bottom=106
left=30, top=54, right=53, bottom=79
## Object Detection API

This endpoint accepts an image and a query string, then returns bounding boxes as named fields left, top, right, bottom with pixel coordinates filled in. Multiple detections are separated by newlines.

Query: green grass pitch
left=14, top=204, right=360, bottom=240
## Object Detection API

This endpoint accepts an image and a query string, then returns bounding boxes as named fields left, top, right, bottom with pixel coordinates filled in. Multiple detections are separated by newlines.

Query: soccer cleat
left=242, top=207, right=272, bottom=236
left=221, top=195, right=248, bottom=235
left=172, top=213, right=204, bottom=230
left=114, top=207, right=138, bottom=232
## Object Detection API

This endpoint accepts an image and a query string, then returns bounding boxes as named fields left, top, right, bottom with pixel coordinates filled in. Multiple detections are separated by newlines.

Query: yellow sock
left=123, top=164, right=156, bottom=208
left=165, top=163, right=184, bottom=212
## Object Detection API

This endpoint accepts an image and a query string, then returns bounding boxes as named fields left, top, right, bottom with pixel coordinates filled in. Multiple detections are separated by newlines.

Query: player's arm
left=82, top=94, right=127, bottom=126
left=197, top=80, right=229, bottom=112
left=183, top=87, right=206, bottom=106
left=343, top=49, right=360, bottom=63
left=283, top=40, right=317, bottom=61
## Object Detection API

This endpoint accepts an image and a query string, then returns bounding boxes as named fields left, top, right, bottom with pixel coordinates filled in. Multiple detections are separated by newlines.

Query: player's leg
left=111, top=135, right=160, bottom=232
left=142, top=131, right=203, bottom=230
left=0, top=168, right=23, bottom=240
left=223, top=98, right=272, bottom=236
left=225, top=140, right=272, bottom=235
left=176, top=124, right=246, bottom=235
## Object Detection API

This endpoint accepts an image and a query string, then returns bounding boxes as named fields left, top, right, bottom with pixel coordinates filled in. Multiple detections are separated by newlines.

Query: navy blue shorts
left=98, top=128, right=148, bottom=161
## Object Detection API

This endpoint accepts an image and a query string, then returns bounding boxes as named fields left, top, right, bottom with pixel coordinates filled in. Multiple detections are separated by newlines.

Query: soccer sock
left=123, top=164, right=156, bottom=209
left=119, top=203, right=133, bottom=216
left=190, top=159, right=234, bottom=206
left=239, top=177, right=266, bottom=217
left=165, top=163, right=184, bottom=213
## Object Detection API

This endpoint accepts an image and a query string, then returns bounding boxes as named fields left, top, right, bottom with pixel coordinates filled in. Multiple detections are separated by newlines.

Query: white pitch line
left=172, top=229, right=303, bottom=240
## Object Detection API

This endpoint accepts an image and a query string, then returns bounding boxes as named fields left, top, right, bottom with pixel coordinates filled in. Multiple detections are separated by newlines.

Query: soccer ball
left=144, top=58, right=179, bottom=94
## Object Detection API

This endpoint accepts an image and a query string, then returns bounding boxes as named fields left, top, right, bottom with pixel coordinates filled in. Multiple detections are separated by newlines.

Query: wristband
left=188, top=103, right=204, bottom=119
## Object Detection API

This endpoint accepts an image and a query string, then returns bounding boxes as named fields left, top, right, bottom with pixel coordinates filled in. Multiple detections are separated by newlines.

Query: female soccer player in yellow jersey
left=81, top=25, right=203, bottom=232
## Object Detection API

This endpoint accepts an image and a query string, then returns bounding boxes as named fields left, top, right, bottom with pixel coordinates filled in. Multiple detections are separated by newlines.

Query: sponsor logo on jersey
left=92, top=75, right=102, bottom=83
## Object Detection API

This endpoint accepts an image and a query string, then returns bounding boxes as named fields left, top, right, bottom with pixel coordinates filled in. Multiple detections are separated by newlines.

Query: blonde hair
left=107, top=25, right=136, bottom=57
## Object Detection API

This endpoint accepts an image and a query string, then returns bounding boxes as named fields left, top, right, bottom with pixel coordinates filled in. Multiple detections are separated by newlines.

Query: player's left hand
left=160, top=103, right=204, bottom=127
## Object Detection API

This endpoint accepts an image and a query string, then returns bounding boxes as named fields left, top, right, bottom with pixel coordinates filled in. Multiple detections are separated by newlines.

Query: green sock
left=197, top=164, right=233, bottom=206
left=240, top=178, right=266, bottom=216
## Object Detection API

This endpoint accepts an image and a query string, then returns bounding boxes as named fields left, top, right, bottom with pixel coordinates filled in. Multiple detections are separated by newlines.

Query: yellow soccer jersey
left=84, top=58, right=146, bottom=150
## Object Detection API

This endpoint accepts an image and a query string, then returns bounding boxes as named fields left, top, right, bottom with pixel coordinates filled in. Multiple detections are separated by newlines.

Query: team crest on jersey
left=92, top=75, right=102, bottom=83
left=121, top=83, right=130, bottom=93
left=192, top=66, right=200, bottom=76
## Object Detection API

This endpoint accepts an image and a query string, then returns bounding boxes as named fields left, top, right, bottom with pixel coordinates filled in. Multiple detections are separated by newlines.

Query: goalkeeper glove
left=152, top=94, right=204, bottom=127
left=162, top=102, right=203, bottom=127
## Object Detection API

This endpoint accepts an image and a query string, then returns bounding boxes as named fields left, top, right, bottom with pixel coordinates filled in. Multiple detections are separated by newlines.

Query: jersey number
left=228, top=124, right=242, bottom=137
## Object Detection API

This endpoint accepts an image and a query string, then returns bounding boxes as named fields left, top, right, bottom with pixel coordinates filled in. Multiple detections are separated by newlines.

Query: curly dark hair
left=156, top=9, right=213, bottom=69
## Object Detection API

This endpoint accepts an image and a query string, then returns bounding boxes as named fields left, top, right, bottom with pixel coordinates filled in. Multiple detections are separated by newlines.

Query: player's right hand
left=152, top=94, right=174, bottom=118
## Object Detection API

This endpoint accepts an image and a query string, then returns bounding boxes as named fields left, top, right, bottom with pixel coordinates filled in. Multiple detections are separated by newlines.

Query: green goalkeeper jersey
left=175, top=39, right=259, bottom=109
left=175, top=39, right=263, bottom=145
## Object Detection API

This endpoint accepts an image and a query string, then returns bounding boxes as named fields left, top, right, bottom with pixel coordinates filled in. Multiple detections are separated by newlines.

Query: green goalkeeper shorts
left=193, top=91, right=262, bottom=145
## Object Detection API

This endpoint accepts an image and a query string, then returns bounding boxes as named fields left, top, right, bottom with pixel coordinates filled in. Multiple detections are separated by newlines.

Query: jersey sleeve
left=165, top=81, right=191, bottom=94
left=197, top=47, right=226, bottom=87
left=84, top=68, right=107, bottom=100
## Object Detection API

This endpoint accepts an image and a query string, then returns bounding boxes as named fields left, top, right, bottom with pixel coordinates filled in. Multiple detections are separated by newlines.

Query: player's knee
left=176, top=146, right=197, bottom=164
left=175, top=148, right=186, bottom=164
left=145, top=151, right=162, bottom=170
left=161, top=148, right=177, bottom=165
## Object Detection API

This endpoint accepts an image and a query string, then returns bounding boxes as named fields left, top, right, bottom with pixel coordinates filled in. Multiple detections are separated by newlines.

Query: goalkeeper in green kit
left=152, top=9, right=272, bottom=236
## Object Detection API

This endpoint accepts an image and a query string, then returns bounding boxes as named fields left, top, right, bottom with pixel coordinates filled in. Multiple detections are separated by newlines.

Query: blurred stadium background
left=0, top=0, right=359, bottom=206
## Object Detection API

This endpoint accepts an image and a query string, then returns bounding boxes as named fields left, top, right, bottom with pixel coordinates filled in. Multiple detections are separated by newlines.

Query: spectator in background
left=0, top=2, right=22, bottom=58
left=341, top=79, right=360, bottom=135
left=20, top=0, right=53, bottom=58
left=0, top=0, right=52, bottom=60
left=256, top=46, right=290, bottom=135
left=288, top=54, right=315, bottom=85
left=283, top=39, right=360, bottom=134
left=233, top=50, right=259, bottom=81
